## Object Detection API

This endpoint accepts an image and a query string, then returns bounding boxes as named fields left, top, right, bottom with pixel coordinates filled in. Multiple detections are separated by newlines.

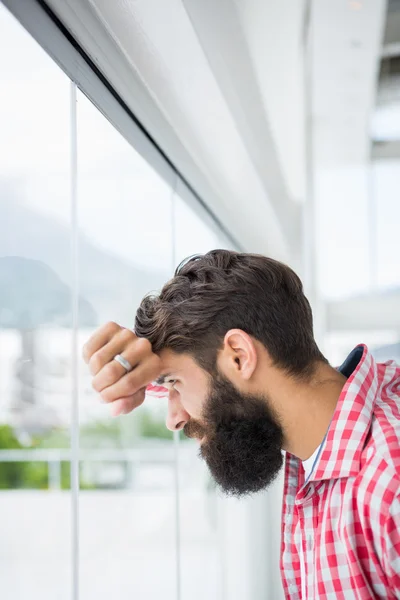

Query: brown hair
left=135, top=250, right=326, bottom=378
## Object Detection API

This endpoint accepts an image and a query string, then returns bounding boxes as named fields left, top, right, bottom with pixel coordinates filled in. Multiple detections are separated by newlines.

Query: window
left=0, top=5, right=72, bottom=599
left=174, top=180, right=220, bottom=265
left=172, top=181, right=226, bottom=599
left=0, top=4, right=233, bottom=599
left=76, top=89, right=177, bottom=598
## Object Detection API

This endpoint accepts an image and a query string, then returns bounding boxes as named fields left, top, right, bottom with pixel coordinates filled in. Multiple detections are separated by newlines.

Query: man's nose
left=166, top=389, right=190, bottom=432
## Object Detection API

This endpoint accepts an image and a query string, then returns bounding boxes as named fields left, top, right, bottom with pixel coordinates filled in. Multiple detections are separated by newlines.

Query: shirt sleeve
left=383, top=493, right=400, bottom=597
left=145, top=382, right=169, bottom=398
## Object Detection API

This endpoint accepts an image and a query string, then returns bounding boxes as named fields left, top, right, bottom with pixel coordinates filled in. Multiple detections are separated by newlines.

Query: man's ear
left=218, top=329, right=258, bottom=382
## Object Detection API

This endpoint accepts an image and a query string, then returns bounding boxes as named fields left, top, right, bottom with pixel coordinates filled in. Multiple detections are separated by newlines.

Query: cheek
left=181, top=391, right=206, bottom=421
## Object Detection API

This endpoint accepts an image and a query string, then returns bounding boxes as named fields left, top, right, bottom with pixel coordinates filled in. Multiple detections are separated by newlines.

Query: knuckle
left=105, top=321, right=121, bottom=336
left=119, top=328, right=135, bottom=344
left=135, top=337, right=152, bottom=355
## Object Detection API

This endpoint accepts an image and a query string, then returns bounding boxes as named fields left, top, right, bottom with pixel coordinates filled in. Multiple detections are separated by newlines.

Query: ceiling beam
left=372, top=139, right=400, bottom=159
left=182, top=0, right=301, bottom=252
left=42, top=0, right=298, bottom=260
left=326, top=289, right=400, bottom=331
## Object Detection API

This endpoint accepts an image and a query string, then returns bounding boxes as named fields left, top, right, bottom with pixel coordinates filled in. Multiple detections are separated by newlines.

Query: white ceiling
left=45, top=0, right=386, bottom=270
left=311, top=0, right=387, bottom=168
left=46, top=0, right=306, bottom=263
left=327, top=288, right=400, bottom=330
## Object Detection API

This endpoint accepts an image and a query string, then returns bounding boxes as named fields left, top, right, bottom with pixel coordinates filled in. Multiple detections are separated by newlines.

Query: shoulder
left=354, top=360, right=400, bottom=518
left=356, top=443, right=400, bottom=513
left=368, top=362, right=400, bottom=478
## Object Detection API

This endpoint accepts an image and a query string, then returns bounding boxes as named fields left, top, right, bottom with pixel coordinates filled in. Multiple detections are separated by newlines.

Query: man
left=83, top=250, right=400, bottom=599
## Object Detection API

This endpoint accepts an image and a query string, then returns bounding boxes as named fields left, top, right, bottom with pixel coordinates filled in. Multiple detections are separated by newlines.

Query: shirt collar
left=309, top=344, right=379, bottom=483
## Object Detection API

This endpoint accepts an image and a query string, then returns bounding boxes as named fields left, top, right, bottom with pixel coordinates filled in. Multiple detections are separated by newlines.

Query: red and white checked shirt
left=280, top=344, right=400, bottom=599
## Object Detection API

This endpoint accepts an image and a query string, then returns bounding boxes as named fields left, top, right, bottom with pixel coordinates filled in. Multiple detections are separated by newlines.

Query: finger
left=100, top=357, right=161, bottom=404
left=110, top=399, right=127, bottom=418
left=92, top=359, right=127, bottom=393
left=82, top=322, right=121, bottom=364
left=88, top=328, right=137, bottom=376
left=92, top=339, right=160, bottom=392
left=110, top=390, right=146, bottom=417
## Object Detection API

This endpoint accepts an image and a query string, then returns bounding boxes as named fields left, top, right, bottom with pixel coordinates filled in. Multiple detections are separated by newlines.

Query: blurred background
left=0, top=0, right=399, bottom=598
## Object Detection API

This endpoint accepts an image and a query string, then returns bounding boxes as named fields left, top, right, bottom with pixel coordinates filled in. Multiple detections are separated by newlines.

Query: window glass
left=0, top=6, right=239, bottom=600
left=172, top=181, right=225, bottom=599
left=0, top=5, right=72, bottom=599
left=178, top=440, right=224, bottom=600
left=76, top=90, right=177, bottom=599
left=173, top=182, right=219, bottom=265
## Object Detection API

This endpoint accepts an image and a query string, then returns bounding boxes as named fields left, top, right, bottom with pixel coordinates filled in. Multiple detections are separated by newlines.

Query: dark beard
left=184, top=372, right=284, bottom=498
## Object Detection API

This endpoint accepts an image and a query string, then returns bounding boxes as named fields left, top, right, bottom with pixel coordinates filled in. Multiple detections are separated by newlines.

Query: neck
left=266, top=362, right=347, bottom=461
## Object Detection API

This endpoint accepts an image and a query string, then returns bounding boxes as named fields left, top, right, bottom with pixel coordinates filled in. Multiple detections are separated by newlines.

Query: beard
left=183, top=372, right=284, bottom=498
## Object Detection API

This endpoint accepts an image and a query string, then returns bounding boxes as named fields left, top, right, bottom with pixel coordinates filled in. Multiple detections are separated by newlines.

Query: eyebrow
left=155, top=373, right=173, bottom=386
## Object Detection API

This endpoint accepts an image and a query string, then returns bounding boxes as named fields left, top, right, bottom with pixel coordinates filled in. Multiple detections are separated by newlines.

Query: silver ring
left=113, top=354, right=133, bottom=373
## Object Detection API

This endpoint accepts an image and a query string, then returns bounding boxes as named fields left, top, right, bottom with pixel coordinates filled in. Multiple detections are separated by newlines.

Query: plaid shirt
left=280, top=344, right=400, bottom=599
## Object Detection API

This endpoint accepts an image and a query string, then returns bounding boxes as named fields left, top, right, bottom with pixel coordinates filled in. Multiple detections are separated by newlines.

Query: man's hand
left=82, top=322, right=162, bottom=417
